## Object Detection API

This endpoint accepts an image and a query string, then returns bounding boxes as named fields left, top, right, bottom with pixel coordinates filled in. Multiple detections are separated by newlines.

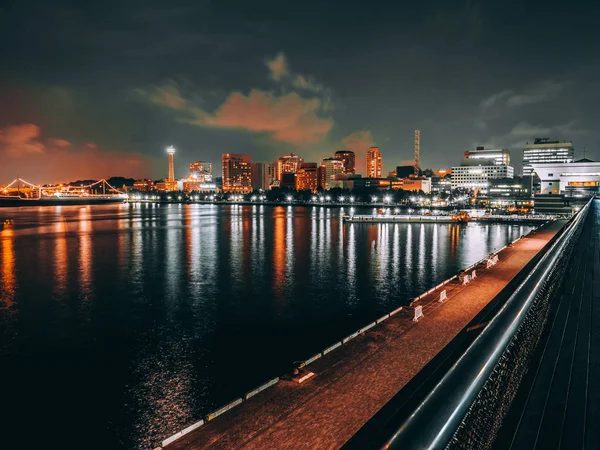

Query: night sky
left=1, top=0, right=599, bottom=183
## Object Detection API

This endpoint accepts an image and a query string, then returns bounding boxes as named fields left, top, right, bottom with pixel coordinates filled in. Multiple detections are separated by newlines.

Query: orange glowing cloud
left=0, top=123, right=45, bottom=155
left=199, top=90, right=333, bottom=144
left=0, top=123, right=150, bottom=183
left=139, top=84, right=334, bottom=145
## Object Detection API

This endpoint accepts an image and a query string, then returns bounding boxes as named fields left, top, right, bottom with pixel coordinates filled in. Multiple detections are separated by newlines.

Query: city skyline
left=1, top=2, right=599, bottom=183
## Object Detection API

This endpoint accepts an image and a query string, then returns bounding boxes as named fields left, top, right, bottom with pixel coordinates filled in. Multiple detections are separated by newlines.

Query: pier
left=159, top=218, right=568, bottom=449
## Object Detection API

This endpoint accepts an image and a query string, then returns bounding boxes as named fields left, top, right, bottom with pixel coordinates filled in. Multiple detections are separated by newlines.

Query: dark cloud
left=1, top=0, right=599, bottom=181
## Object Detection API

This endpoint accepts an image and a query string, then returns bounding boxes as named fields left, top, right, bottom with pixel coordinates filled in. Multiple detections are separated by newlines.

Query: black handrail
left=383, top=199, right=592, bottom=450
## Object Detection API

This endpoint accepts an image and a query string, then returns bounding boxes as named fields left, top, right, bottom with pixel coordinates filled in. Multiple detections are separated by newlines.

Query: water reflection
left=0, top=227, right=15, bottom=308
left=78, top=207, right=93, bottom=302
left=0, top=204, right=537, bottom=449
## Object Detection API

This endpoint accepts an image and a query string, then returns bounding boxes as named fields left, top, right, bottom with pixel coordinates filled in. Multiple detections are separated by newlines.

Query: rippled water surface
left=0, top=204, right=535, bottom=449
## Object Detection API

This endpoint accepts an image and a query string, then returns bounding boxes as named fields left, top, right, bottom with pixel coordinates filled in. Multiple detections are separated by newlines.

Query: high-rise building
left=523, top=138, right=574, bottom=176
left=334, top=150, right=356, bottom=174
left=165, top=146, right=178, bottom=191
left=222, top=154, right=252, bottom=193
left=366, top=147, right=382, bottom=178
left=275, top=154, right=304, bottom=181
left=451, top=156, right=514, bottom=193
left=464, top=147, right=510, bottom=166
left=295, top=162, right=319, bottom=192
left=251, top=162, right=269, bottom=191
left=320, top=157, right=344, bottom=189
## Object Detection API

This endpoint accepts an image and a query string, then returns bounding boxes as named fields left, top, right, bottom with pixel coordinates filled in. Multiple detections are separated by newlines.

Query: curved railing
left=383, top=199, right=592, bottom=450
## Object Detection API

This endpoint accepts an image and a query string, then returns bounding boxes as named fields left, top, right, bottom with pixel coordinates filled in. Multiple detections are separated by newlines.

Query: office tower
left=222, top=153, right=253, bottom=193
left=251, top=162, right=269, bottom=191
left=523, top=138, right=574, bottom=176
left=295, top=162, right=319, bottom=192
left=452, top=150, right=514, bottom=193
left=464, top=146, right=510, bottom=165
left=366, top=147, right=382, bottom=178
left=334, top=150, right=356, bottom=174
left=275, top=154, right=304, bottom=181
left=320, top=157, right=344, bottom=189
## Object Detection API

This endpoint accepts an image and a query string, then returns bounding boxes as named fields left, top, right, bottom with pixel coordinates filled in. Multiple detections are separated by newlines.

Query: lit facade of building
left=275, top=154, right=303, bottom=181
left=189, top=161, right=213, bottom=181
left=366, top=147, right=382, bottom=178
left=464, top=147, right=510, bottom=166
left=320, top=157, right=344, bottom=189
left=451, top=159, right=514, bottom=193
left=222, top=153, right=252, bottom=193
left=334, top=150, right=356, bottom=174
left=523, top=138, right=574, bottom=176
left=531, top=160, right=600, bottom=196
left=295, top=163, right=319, bottom=192
left=401, top=178, right=432, bottom=193
left=431, top=176, right=452, bottom=194
left=133, top=179, right=154, bottom=191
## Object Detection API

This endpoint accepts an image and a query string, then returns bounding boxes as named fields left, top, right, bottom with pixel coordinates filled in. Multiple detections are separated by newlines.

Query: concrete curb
left=206, top=398, right=243, bottom=422
left=244, top=378, right=279, bottom=400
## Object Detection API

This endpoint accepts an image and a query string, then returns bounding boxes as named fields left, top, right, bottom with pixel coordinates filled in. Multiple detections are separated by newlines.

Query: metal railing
left=383, top=199, right=592, bottom=450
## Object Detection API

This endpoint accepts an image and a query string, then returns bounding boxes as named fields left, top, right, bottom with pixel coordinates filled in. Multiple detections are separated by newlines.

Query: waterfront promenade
left=163, top=220, right=567, bottom=450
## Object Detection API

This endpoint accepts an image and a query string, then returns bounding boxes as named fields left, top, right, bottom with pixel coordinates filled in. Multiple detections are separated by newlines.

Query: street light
left=384, top=195, right=391, bottom=204
left=286, top=195, right=293, bottom=202
left=350, top=196, right=355, bottom=203
left=371, top=196, right=378, bottom=203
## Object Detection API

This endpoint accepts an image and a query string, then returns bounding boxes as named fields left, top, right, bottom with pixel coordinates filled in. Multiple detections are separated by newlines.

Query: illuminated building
left=523, top=138, right=574, bottom=176
left=320, top=157, right=344, bottom=190
left=451, top=157, right=514, bottom=193
left=165, top=146, right=178, bottom=191
left=366, top=147, right=382, bottom=178
left=431, top=176, right=452, bottom=194
left=275, top=154, right=303, bottom=181
left=351, top=178, right=403, bottom=191
left=133, top=179, right=154, bottom=191
left=531, top=159, right=600, bottom=196
left=334, top=150, right=356, bottom=174
left=295, top=163, right=319, bottom=192
left=464, top=146, right=510, bottom=166
left=401, top=178, right=432, bottom=193
left=222, top=153, right=252, bottom=193
left=189, top=161, right=213, bottom=181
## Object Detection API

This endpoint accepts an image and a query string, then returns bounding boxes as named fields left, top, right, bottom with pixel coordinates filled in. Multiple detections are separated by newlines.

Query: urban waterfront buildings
left=189, top=161, right=213, bottom=180
left=320, top=157, right=344, bottom=190
left=334, top=150, right=356, bottom=174
left=464, top=147, right=510, bottom=166
left=251, top=162, right=269, bottom=191
left=222, top=153, right=252, bottom=193
left=523, top=138, right=574, bottom=176
left=452, top=148, right=514, bottom=193
left=275, top=154, right=303, bottom=182
left=295, top=163, right=319, bottom=192
left=531, top=160, right=600, bottom=196
left=366, top=147, right=382, bottom=178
